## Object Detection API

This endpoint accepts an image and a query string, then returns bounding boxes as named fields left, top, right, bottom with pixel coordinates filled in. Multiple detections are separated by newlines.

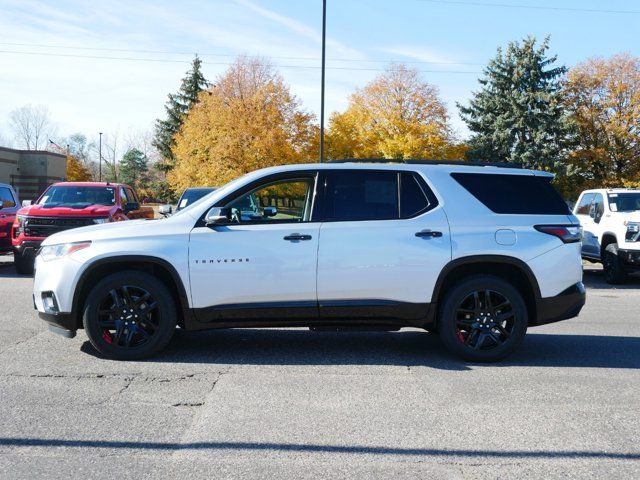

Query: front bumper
left=534, top=282, right=586, bottom=326
left=38, top=312, right=77, bottom=338
left=14, top=240, right=43, bottom=257
left=618, top=248, right=640, bottom=270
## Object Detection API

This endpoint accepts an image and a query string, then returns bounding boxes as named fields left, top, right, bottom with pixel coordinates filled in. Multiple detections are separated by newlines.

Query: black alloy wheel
left=454, top=289, right=515, bottom=351
left=438, top=275, right=528, bottom=362
left=83, top=271, right=177, bottom=360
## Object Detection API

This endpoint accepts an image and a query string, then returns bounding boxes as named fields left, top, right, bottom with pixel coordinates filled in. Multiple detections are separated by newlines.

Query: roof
left=581, top=188, right=640, bottom=194
left=0, top=145, right=66, bottom=158
left=246, top=161, right=544, bottom=177
left=51, top=181, right=128, bottom=187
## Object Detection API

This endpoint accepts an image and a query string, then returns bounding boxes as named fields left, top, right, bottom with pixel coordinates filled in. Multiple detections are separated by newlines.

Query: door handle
left=283, top=233, right=312, bottom=241
left=415, top=229, right=442, bottom=238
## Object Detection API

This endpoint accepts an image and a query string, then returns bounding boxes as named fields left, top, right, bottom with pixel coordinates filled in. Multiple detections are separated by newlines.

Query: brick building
left=0, top=146, right=67, bottom=201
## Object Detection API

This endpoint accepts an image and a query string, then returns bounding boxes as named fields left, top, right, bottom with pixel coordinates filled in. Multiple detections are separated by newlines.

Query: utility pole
left=319, top=0, right=326, bottom=163
left=99, top=132, right=102, bottom=182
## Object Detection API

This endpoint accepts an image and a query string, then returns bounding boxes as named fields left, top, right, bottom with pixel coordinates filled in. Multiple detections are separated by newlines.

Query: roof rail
left=328, top=158, right=522, bottom=168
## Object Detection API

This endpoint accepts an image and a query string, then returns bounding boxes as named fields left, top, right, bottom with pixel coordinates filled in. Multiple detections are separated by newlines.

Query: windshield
left=608, top=193, right=640, bottom=212
left=38, top=186, right=116, bottom=207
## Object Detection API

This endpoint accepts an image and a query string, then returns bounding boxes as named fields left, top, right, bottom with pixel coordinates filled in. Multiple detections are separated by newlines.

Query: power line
left=417, top=0, right=640, bottom=14
left=0, top=41, right=484, bottom=66
left=0, top=49, right=482, bottom=74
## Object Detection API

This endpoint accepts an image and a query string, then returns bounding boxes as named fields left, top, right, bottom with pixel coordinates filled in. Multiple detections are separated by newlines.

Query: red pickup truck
left=12, top=182, right=154, bottom=274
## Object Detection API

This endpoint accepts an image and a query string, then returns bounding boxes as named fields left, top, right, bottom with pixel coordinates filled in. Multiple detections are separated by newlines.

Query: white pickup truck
left=573, top=188, right=640, bottom=283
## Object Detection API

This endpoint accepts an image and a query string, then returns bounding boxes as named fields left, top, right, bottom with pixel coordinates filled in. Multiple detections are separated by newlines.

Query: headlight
left=92, top=218, right=109, bottom=224
left=13, top=215, right=26, bottom=237
left=39, top=241, right=92, bottom=262
left=625, top=221, right=640, bottom=233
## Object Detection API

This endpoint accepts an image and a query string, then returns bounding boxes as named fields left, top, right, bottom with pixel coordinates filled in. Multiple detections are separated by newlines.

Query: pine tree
left=459, top=36, right=570, bottom=169
left=153, top=56, right=209, bottom=173
left=119, top=148, right=149, bottom=188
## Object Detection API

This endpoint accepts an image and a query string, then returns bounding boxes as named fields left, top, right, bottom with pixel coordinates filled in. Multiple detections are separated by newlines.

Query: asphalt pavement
left=0, top=253, right=639, bottom=479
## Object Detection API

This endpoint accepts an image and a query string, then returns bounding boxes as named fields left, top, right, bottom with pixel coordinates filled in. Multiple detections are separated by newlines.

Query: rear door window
left=451, top=173, right=570, bottom=215
left=400, top=172, right=433, bottom=218
left=324, top=171, right=399, bottom=221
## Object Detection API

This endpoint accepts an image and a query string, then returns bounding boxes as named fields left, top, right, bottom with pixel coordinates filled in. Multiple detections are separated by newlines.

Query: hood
left=19, top=203, right=113, bottom=217
left=615, top=211, right=640, bottom=223
left=41, top=219, right=149, bottom=246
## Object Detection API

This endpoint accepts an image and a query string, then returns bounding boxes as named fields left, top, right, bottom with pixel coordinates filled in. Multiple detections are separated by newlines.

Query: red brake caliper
left=102, top=331, right=113, bottom=344
left=456, top=329, right=466, bottom=343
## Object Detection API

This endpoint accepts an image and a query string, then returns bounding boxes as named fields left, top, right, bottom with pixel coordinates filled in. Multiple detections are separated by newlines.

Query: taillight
left=534, top=224, right=582, bottom=243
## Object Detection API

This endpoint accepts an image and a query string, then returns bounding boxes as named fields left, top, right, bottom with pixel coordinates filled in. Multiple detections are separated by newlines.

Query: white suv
left=573, top=188, right=640, bottom=284
left=33, top=161, right=585, bottom=362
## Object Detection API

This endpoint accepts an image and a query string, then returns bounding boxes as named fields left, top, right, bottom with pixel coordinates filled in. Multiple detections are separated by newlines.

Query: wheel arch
left=430, top=255, right=541, bottom=326
left=71, top=255, right=192, bottom=330
left=600, top=232, right=618, bottom=258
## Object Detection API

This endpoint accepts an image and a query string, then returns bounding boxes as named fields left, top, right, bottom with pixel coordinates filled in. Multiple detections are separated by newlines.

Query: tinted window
left=608, top=193, right=640, bottom=212
left=226, top=179, right=314, bottom=223
left=575, top=193, right=595, bottom=215
left=125, top=187, right=138, bottom=204
left=324, top=171, right=399, bottom=221
left=451, top=173, right=570, bottom=215
left=400, top=173, right=430, bottom=218
left=0, top=187, right=16, bottom=209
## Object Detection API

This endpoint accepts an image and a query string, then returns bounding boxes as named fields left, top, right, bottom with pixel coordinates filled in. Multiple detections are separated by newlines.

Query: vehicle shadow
left=582, top=265, right=640, bottom=290
left=81, top=329, right=640, bottom=370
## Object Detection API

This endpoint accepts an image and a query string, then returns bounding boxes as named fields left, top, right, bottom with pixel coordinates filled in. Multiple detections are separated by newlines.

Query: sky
left=1, top=0, right=639, bottom=148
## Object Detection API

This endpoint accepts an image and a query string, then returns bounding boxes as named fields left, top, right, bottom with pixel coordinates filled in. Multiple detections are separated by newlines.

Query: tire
left=82, top=271, right=177, bottom=360
left=603, top=243, right=627, bottom=285
left=438, top=275, right=528, bottom=362
left=14, top=250, right=34, bottom=275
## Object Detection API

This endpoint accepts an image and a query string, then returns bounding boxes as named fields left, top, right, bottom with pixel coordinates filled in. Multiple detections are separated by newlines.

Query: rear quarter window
left=451, top=173, right=570, bottom=215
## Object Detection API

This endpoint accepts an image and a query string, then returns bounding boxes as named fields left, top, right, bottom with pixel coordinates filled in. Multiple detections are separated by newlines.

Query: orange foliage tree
left=326, top=65, right=465, bottom=160
left=563, top=53, right=640, bottom=192
left=168, top=57, right=318, bottom=190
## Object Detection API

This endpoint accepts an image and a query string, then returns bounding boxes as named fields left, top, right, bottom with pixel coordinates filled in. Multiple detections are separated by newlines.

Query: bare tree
left=8, top=104, right=57, bottom=150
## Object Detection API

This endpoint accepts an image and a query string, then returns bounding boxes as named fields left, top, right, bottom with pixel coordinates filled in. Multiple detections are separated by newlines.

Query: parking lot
left=0, top=253, right=639, bottom=479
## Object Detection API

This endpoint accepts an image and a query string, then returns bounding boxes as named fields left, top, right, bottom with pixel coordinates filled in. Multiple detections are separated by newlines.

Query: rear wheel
left=82, top=271, right=177, bottom=360
left=438, top=275, right=528, bottom=362
left=14, top=250, right=34, bottom=275
left=603, top=243, right=627, bottom=284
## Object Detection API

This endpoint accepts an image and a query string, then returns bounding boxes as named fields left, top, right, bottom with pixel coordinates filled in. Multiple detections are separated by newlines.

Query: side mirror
left=263, top=206, right=277, bottom=217
left=205, top=207, right=231, bottom=226
left=22, top=200, right=32, bottom=207
left=588, top=205, right=596, bottom=218
left=158, top=204, right=172, bottom=216
left=124, top=202, right=140, bottom=214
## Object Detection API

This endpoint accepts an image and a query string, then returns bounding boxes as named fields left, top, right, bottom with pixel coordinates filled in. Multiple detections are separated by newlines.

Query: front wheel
left=82, top=271, right=177, bottom=360
left=438, top=275, right=528, bottom=362
left=603, top=243, right=627, bottom=284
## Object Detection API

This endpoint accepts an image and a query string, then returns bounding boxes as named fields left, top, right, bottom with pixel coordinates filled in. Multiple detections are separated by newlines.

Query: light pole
left=319, top=0, right=326, bottom=163
left=98, top=132, right=102, bottom=181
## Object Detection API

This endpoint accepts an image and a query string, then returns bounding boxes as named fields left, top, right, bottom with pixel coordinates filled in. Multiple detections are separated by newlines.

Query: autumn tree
left=459, top=37, right=571, bottom=169
left=8, top=104, right=57, bottom=150
left=563, top=53, right=640, bottom=192
left=66, top=155, right=92, bottom=181
left=154, top=56, right=209, bottom=173
left=326, top=65, right=461, bottom=160
left=168, top=57, right=317, bottom=190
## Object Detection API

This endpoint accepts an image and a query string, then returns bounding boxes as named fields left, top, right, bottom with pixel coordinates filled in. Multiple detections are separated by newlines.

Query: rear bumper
left=534, top=282, right=585, bottom=326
